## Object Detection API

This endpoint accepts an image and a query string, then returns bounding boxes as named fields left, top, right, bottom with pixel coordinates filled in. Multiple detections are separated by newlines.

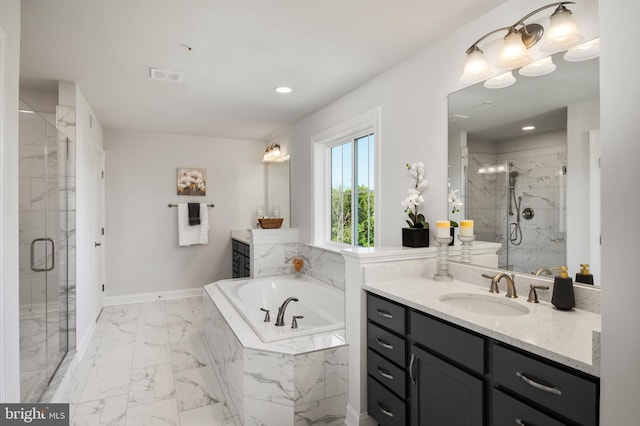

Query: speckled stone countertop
left=364, top=277, right=601, bottom=377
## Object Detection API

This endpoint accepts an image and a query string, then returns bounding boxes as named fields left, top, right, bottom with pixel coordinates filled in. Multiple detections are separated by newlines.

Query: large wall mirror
left=265, top=161, right=291, bottom=227
left=448, top=46, right=601, bottom=285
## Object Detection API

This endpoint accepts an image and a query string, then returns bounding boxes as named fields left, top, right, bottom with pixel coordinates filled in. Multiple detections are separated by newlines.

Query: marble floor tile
left=179, top=402, right=236, bottom=426
left=174, top=366, right=225, bottom=411
left=79, top=361, right=131, bottom=402
left=170, top=334, right=209, bottom=371
left=72, top=394, right=127, bottom=426
left=133, top=337, right=172, bottom=368
left=125, top=398, right=180, bottom=426
left=128, top=363, right=176, bottom=407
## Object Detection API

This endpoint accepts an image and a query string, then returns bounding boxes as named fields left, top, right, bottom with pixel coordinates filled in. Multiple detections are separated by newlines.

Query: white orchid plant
left=448, top=189, right=464, bottom=227
left=402, top=162, right=428, bottom=229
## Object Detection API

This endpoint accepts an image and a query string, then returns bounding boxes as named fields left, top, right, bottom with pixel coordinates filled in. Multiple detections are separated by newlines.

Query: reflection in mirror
left=266, top=160, right=291, bottom=227
left=448, top=48, right=600, bottom=285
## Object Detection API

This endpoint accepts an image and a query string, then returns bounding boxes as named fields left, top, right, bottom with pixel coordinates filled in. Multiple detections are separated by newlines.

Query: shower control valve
left=522, top=208, right=535, bottom=220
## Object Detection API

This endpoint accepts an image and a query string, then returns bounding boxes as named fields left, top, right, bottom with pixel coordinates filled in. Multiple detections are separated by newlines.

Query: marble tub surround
left=203, top=282, right=349, bottom=426
left=363, top=276, right=600, bottom=376
left=448, top=261, right=601, bottom=314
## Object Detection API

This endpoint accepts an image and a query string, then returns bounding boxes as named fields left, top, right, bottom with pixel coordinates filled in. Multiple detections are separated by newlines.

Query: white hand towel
left=197, top=203, right=209, bottom=245
left=178, top=203, right=199, bottom=246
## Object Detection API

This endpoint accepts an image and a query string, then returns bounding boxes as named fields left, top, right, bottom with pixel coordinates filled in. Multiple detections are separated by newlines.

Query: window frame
left=311, top=108, right=381, bottom=248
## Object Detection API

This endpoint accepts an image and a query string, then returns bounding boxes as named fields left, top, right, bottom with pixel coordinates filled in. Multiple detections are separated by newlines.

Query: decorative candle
left=436, top=220, right=450, bottom=238
left=460, top=220, right=474, bottom=237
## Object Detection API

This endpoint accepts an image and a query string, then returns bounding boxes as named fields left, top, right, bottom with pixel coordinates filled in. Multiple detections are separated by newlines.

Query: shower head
left=509, top=171, right=519, bottom=178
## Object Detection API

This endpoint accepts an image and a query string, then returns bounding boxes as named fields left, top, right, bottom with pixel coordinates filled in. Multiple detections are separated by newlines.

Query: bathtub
left=217, top=275, right=345, bottom=342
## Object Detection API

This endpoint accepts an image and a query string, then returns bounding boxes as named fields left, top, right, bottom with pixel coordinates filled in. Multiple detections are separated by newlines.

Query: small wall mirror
left=265, top=160, right=291, bottom=227
left=448, top=47, right=600, bottom=285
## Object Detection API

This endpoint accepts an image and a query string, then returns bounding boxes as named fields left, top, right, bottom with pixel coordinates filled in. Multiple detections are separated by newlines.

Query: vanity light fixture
left=461, top=2, right=583, bottom=84
left=564, top=38, right=600, bottom=61
left=519, top=56, right=557, bottom=77
left=484, top=71, right=517, bottom=89
left=263, top=143, right=290, bottom=162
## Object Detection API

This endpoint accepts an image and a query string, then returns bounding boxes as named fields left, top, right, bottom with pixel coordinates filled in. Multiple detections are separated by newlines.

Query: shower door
left=18, top=100, right=70, bottom=402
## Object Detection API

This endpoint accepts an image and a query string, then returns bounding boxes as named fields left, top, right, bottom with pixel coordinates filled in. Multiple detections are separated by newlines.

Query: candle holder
left=458, top=235, right=475, bottom=263
left=434, top=236, right=454, bottom=282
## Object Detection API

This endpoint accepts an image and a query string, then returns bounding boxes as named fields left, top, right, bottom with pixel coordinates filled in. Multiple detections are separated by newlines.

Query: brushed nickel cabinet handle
left=376, top=309, right=393, bottom=319
left=376, top=366, right=394, bottom=380
left=377, top=403, right=394, bottom=418
left=516, top=371, right=562, bottom=396
left=375, top=338, right=393, bottom=350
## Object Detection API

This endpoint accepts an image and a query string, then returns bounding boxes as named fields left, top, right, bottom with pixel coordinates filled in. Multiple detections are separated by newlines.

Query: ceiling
left=19, top=0, right=506, bottom=141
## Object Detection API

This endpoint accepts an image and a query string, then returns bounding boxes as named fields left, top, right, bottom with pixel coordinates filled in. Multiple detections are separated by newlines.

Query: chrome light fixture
left=461, top=2, right=583, bottom=84
left=263, top=143, right=290, bottom=162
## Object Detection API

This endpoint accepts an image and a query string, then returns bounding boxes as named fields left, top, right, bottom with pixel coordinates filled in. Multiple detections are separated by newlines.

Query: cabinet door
left=410, top=345, right=483, bottom=426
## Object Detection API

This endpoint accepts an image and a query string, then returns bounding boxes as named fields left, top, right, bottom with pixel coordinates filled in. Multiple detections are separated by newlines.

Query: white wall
left=290, top=0, right=599, bottom=247
left=0, top=0, right=21, bottom=403
left=600, top=0, right=640, bottom=423
left=104, top=129, right=265, bottom=298
left=72, top=84, right=105, bottom=353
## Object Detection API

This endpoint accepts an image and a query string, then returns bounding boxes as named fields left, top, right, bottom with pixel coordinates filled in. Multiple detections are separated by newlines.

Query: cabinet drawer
left=367, top=293, right=406, bottom=334
left=493, top=389, right=566, bottom=426
left=367, top=349, right=406, bottom=398
left=409, top=310, right=485, bottom=373
left=493, top=344, right=597, bottom=426
left=368, top=375, right=406, bottom=426
left=367, top=322, right=405, bottom=366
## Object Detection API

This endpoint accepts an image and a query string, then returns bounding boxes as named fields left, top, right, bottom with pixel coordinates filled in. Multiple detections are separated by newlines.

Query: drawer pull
left=377, top=309, right=394, bottom=319
left=375, top=338, right=394, bottom=350
left=515, top=419, right=528, bottom=426
left=377, top=403, right=394, bottom=418
left=409, top=353, right=416, bottom=384
left=515, top=371, right=562, bottom=396
left=376, top=366, right=394, bottom=380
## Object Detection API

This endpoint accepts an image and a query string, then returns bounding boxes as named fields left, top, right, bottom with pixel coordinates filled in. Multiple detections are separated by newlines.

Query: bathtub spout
left=275, top=297, right=299, bottom=326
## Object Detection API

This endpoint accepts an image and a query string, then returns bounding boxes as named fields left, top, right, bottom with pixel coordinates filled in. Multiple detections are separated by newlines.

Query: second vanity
left=363, top=274, right=600, bottom=426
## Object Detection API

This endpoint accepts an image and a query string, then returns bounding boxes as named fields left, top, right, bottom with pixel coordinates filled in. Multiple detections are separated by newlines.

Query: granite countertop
left=364, top=277, right=601, bottom=377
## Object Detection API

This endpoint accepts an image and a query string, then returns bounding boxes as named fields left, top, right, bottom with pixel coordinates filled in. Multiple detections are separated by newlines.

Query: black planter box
left=402, top=227, right=429, bottom=248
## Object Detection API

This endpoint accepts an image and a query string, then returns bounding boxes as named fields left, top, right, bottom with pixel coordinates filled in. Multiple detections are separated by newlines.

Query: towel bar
left=168, top=203, right=215, bottom=208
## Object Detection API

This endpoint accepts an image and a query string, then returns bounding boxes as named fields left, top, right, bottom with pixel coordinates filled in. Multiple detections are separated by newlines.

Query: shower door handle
left=30, top=238, right=55, bottom=272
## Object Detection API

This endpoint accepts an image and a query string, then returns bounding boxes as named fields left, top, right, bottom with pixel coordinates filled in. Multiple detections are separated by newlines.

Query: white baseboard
left=345, top=403, right=376, bottom=426
left=103, top=287, right=205, bottom=307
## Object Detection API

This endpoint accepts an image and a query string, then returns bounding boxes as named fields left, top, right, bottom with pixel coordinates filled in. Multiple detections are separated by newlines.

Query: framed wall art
left=177, top=167, right=207, bottom=196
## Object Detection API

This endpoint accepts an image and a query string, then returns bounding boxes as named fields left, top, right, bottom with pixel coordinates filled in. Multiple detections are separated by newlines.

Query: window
left=311, top=107, right=381, bottom=248
left=330, top=133, right=375, bottom=247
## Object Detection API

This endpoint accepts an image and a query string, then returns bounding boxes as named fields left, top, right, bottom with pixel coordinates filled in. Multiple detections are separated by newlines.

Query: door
left=410, top=344, right=484, bottom=426
left=93, top=147, right=105, bottom=319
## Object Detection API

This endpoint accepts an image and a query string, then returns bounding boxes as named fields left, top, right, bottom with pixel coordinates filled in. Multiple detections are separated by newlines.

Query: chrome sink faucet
left=275, top=297, right=299, bottom=326
left=482, top=272, right=517, bottom=298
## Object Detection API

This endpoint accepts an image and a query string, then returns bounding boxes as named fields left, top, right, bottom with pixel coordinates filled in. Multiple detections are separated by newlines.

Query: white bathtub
left=216, top=275, right=344, bottom=342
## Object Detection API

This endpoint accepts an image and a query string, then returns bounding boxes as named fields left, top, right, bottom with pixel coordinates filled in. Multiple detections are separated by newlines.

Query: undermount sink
left=439, top=293, right=530, bottom=316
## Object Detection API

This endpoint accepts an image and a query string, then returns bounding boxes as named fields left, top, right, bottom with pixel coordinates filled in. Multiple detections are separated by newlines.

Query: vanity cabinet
left=232, top=239, right=250, bottom=278
left=365, top=292, right=600, bottom=426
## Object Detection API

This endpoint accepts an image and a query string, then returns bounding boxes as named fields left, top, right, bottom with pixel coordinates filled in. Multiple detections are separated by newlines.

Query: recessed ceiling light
left=522, top=125, right=536, bottom=131
left=274, top=86, right=292, bottom=94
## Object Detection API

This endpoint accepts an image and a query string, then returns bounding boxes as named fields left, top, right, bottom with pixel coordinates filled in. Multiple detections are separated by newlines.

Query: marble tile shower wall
left=252, top=243, right=346, bottom=290
left=468, top=143, right=566, bottom=274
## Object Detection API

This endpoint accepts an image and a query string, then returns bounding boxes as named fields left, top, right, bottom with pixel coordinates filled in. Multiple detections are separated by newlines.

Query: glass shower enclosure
left=18, top=99, right=74, bottom=402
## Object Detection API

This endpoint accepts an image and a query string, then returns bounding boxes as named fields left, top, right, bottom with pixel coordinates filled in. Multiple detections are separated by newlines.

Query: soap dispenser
left=551, top=266, right=575, bottom=311
left=575, top=263, right=594, bottom=285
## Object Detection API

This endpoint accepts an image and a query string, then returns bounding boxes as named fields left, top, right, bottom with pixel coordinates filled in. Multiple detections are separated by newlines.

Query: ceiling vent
left=150, top=68, right=184, bottom=83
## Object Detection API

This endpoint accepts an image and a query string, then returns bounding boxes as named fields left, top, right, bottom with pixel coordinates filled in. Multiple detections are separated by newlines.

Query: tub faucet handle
left=291, top=315, right=304, bottom=329
left=260, top=308, right=270, bottom=322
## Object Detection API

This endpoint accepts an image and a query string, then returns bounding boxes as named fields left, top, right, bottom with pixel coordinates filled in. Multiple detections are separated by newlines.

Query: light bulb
left=496, top=30, right=531, bottom=69
left=461, top=47, right=491, bottom=84
left=541, top=5, right=583, bottom=52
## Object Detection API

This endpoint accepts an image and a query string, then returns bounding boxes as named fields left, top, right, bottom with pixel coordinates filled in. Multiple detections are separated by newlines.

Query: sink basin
left=439, top=293, right=530, bottom=316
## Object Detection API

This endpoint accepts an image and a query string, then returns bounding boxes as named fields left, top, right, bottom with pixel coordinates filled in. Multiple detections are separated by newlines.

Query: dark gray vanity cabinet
left=366, top=291, right=600, bottom=426
left=232, top=239, right=250, bottom=278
